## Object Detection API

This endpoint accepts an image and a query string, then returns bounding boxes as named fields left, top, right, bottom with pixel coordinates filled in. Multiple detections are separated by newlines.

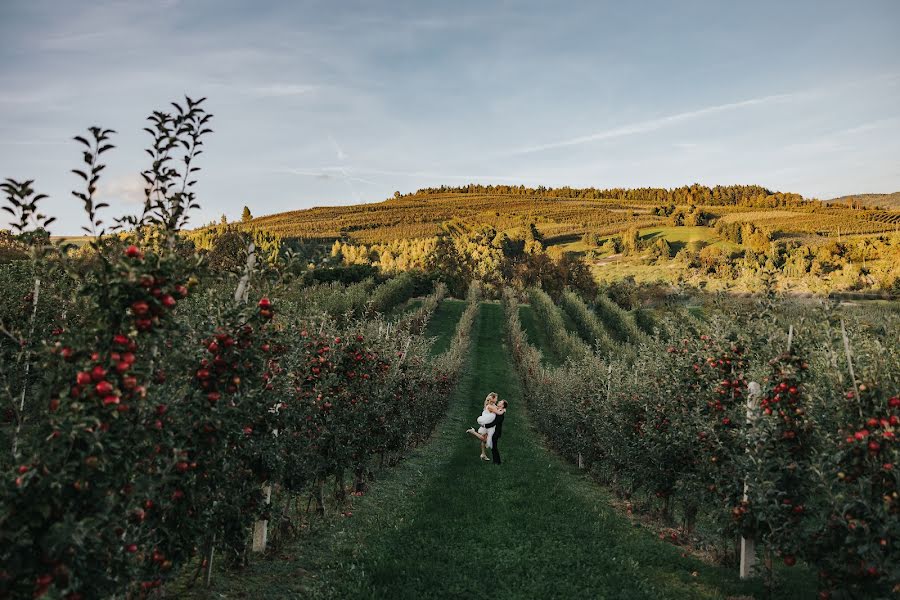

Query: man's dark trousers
left=488, top=413, right=504, bottom=464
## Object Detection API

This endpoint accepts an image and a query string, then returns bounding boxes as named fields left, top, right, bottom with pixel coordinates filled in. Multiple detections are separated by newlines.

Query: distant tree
left=241, top=206, right=253, bottom=223
left=715, top=221, right=742, bottom=243
left=425, top=235, right=470, bottom=296
left=525, top=222, right=544, bottom=243
left=557, top=253, right=597, bottom=299
left=206, top=229, right=247, bottom=271
left=744, top=226, right=771, bottom=254
left=623, top=228, right=641, bottom=255
left=698, top=244, right=726, bottom=273
left=600, top=236, right=623, bottom=255
left=220, top=214, right=228, bottom=225
left=647, top=238, right=672, bottom=261
left=393, top=191, right=401, bottom=200
left=581, top=232, right=602, bottom=247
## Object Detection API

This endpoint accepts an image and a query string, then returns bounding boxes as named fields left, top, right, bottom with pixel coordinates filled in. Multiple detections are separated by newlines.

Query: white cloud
left=510, top=91, right=807, bottom=155
left=279, top=165, right=524, bottom=183
left=835, top=117, right=900, bottom=136
left=244, top=84, right=319, bottom=98
left=100, top=174, right=146, bottom=204
left=328, top=134, right=348, bottom=161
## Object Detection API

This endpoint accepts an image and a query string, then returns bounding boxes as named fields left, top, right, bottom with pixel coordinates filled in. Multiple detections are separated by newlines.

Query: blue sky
left=2, top=0, right=899, bottom=234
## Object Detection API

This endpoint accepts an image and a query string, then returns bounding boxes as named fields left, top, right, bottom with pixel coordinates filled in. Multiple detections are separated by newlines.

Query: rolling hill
left=245, top=185, right=900, bottom=246
left=825, top=191, right=900, bottom=210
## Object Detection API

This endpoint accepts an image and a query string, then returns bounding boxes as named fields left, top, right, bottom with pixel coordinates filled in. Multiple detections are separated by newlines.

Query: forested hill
left=825, top=191, right=900, bottom=210
left=245, top=184, right=899, bottom=245
left=398, top=183, right=804, bottom=205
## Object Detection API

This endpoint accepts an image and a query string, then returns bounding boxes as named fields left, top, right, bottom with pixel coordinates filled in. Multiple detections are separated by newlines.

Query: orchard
left=0, top=98, right=475, bottom=599
left=503, top=288, right=899, bottom=598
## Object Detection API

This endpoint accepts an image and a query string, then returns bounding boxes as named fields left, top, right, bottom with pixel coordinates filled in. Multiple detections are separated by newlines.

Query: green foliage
left=647, top=238, right=673, bottom=261
left=559, top=291, right=616, bottom=355
left=301, top=263, right=380, bottom=286
left=593, top=293, right=643, bottom=344
left=367, top=271, right=419, bottom=315
left=623, top=227, right=642, bottom=255
left=603, top=277, right=640, bottom=310
left=0, top=98, right=471, bottom=600
left=504, top=292, right=900, bottom=598
left=186, top=223, right=283, bottom=269
left=526, top=288, right=590, bottom=362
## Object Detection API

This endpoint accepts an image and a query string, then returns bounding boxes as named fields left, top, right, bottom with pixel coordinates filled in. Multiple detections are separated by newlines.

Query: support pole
left=740, top=535, right=756, bottom=580
left=251, top=484, right=272, bottom=552
left=740, top=381, right=762, bottom=580
left=204, top=536, right=215, bottom=588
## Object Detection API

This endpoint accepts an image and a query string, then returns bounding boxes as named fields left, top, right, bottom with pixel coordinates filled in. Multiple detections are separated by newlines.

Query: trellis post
left=235, top=242, right=273, bottom=554
left=740, top=381, right=762, bottom=579
left=251, top=484, right=272, bottom=552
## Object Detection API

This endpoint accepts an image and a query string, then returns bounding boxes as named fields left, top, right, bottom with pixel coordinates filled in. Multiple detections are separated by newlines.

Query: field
left=1, top=100, right=898, bottom=600
left=246, top=190, right=900, bottom=246
left=826, top=192, right=900, bottom=210
left=225, top=186, right=900, bottom=297
left=175, top=302, right=816, bottom=599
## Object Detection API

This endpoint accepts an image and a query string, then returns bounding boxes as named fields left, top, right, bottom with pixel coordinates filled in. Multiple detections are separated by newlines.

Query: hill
left=246, top=184, right=900, bottom=246
left=825, top=191, right=900, bottom=210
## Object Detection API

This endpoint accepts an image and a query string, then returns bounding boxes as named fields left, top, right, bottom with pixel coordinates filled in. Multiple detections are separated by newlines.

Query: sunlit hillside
left=247, top=185, right=900, bottom=246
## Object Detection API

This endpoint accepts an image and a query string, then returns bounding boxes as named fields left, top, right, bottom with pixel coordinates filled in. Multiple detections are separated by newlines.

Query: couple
left=466, top=392, right=507, bottom=465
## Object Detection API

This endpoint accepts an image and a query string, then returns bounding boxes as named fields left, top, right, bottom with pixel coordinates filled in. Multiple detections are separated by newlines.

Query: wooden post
left=739, top=525, right=756, bottom=579
left=740, top=381, right=762, bottom=580
left=251, top=484, right=272, bottom=552
left=840, top=319, right=864, bottom=420
left=204, top=535, right=215, bottom=587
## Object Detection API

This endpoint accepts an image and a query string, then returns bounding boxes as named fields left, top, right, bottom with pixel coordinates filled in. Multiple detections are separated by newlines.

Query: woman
left=466, top=392, right=505, bottom=461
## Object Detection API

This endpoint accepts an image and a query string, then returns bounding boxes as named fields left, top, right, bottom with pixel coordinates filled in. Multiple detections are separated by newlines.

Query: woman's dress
left=477, top=408, right=496, bottom=448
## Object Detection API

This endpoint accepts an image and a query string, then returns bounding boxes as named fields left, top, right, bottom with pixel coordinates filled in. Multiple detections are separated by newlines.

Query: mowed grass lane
left=299, top=303, right=788, bottom=599
left=189, top=302, right=807, bottom=598
left=517, top=304, right=565, bottom=367
left=424, top=298, right=467, bottom=356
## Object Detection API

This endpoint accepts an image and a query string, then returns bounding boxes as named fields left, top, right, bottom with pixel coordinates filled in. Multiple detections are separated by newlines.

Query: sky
left=1, top=0, right=899, bottom=235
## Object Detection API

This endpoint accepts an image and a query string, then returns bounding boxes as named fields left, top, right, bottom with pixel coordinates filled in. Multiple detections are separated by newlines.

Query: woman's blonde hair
left=484, top=392, right=498, bottom=404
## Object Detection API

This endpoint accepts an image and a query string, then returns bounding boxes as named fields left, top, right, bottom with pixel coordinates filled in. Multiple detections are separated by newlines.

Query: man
left=482, top=399, right=507, bottom=464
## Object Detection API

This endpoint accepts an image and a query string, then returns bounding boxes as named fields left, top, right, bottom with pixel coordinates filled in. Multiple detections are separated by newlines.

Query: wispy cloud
left=100, top=174, right=146, bottom=204
left=284, top=167, right=377, bottom=187
left=834, top=116, right=900, bottom=136
left=510, top=91, right=807, bottom=155
left=328, top=135, right=347, bottom=161
left=244, top=83, right=319, bottom=98
left=0, top=140, right=69, bottom=147
left=279, top=166, right=524, bottom=183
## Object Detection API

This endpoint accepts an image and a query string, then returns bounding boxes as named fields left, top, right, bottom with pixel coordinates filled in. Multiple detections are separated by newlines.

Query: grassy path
left=518, top=305, right=564, bottom=366
left=195, top=303, right=791, bottom=599
left=424, top=298, right=466, bottom=356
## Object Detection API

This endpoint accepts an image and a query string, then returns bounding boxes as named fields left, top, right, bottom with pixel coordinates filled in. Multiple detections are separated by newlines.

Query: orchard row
left=0, top=101, right=477, bottom=599
left=504, top=288, right=899, bottom=598
left=0, top=235, right=477, bottom=599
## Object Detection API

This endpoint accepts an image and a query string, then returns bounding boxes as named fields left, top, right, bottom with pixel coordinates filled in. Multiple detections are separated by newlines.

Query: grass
left=518, top=304, right=564, bottom=366
left=179, top=303, right=815, bottom=599
left=520, top=306, right=816, bottom=599
left=558, top=302, right=582, bottom=336
left=424, top=299, right=467, bottom=356
left=399, top=298, right=422, bottom=315
left=639, top=226, right=741, bottom=253
left=188, top=304, right=816, bottom=600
